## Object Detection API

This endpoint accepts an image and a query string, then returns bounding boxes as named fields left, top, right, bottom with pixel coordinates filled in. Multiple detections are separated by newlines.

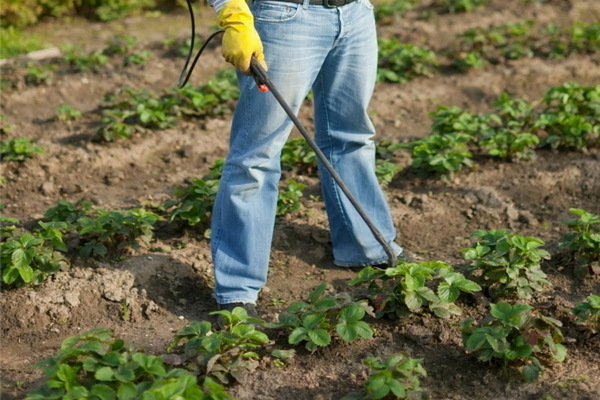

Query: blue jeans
left=211, top=0, right=402, bottom=304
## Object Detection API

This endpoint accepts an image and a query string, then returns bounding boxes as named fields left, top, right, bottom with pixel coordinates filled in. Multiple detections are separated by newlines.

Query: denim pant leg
left=312, top=0, right=402, bottom=266
left=211, top=2, right=330, bottom=304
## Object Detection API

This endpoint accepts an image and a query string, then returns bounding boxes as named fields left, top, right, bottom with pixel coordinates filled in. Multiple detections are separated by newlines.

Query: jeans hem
left=214, top=297, right=258, bottom=305
left=334, top=250, right=403, bottom=268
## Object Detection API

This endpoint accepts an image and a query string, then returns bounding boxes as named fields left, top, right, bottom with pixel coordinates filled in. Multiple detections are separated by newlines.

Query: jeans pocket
left=251, top=1, right=301, bottom=22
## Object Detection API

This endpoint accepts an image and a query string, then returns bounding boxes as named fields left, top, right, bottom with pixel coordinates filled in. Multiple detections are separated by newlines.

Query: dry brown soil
left=1, top=0, right=599, bottom=399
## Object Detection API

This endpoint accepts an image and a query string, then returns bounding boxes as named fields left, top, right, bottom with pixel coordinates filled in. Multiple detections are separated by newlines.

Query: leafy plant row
left=377, top=20, right=599, bottom=83
left=23, top=263, right=600, bottom=399
left=375, top=0, right=490, bottom=23
left=395, top=82, right=599, bottom=177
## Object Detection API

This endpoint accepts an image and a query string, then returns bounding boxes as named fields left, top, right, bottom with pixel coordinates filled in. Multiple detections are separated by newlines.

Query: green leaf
left=553, top=343, right=567, bottom=362
left=89, top=384, right=116, bottom=400
left=11, top=248, right=30, bottom=268
left=307, top=329, right=331, bottom=347
left=337, top=324, right=357, bottom=342
left=288, top=327, right=308, bottom=345
left=466, top=332, right=487, bottom=351
left=95, top=366, right=114, bottom=381
left=339, top=305, right=365, bottom=323
left=522, top=363, right=540, bottom=382
left=389, top=379, right=407, bottom=398
left=117, top=382, right=138, bottom=400
left=18, top=265, right=34, bottom=283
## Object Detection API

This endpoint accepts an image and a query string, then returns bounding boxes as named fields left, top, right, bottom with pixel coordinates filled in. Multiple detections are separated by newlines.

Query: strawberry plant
left=450, top=20, right=536, bottom=64
left=462, top=229, right=551, bottom=299
left=44, top=201, right=159, bottom=258
left=62, top=44, right=109, bottom=72
left=165, top=178, right=219, bottom=230
left=375, top=159, right=401, bottom=187
left=169, top=69, right=239, bottom=118
left=281, top=137, right=317, bottom=175
left=95, top=109, right=136, bottom=141
left=24, top=63, right=55, bottom=86
left=103, top=34, right=137, bottom=56
left=440, top=0, right=488, bottom=13
left=169, top=309, right=269, bottom=384
left=461, top=302, right=567, bottom=382
left=75, top=207, right=159, bottom=258
left=400, top=132, right=474, bottom=177
left=479, top=126, right=539, bottom=161
left=374, top=0, right=415, bottom=25
left=558, top=208, right=600, bottom=276
left=429, top=105, right=494, bottom=137
left=124, top=50, right=153, bottom=66
left=1, top=137, right=44, bottom=161
left=572, top=295, right=600, bottom=334
left=341, top=353, right=427, bottom=400
left=56, top=103, right=82, bottom=122
left=377, top=39, right=439, bottom=83
left=265, top=283, right=374, bottom=352
left=349, top=261, right=480, bottom=319
left=104, top=88, right=177, bottom=130
left=277, top=179, right=305, bottom=216
left=451, top=50, right=487, bottom=71
left=1, top=231, right=69, bottom=288
left=534, top=82, right=600, bottom=150
left=0, top=213, right=19, bottom=239
left=24, top=327, right=211, bottom=400
left=44, top=200, right=93, bottom=224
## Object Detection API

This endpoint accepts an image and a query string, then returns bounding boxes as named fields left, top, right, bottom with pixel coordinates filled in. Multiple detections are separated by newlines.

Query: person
left=207, top=0, right=409, bottom=316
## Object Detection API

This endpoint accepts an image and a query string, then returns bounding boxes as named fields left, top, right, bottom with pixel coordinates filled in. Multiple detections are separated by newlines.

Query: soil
left=1, top=0, right=599, bottom=399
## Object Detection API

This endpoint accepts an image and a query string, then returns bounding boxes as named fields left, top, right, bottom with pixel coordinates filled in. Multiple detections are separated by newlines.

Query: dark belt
left=255, top=0, right=358, bottom=7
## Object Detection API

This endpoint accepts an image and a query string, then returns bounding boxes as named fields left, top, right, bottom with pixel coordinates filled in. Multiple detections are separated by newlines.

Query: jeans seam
left=316, top=72, right=353, bottom=238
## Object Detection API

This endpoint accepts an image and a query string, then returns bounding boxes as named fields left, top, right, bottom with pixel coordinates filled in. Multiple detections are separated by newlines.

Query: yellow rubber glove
left=218, top=0, right=268, bottom=75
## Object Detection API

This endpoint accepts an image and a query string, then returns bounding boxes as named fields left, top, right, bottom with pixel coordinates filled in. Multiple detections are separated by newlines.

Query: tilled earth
left=1, top=0, right=599, bottom=399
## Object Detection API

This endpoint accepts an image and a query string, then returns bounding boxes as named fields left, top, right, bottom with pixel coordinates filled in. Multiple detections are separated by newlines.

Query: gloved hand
left=217, top=0, right=268, bottom=75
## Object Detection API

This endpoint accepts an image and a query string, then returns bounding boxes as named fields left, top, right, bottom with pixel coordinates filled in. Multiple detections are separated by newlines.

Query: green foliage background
left=1, top=0, right=182, bottom=28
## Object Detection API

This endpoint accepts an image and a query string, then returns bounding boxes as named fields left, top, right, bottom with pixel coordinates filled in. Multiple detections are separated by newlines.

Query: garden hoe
left=179, top=0, right=397, bottom=268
